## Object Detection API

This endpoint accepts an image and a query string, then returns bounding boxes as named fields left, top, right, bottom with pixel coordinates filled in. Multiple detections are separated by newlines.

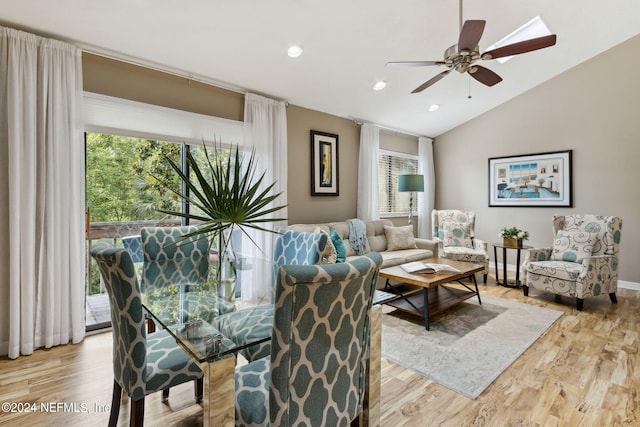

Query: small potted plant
left=499, top=226, right=529, bottom=248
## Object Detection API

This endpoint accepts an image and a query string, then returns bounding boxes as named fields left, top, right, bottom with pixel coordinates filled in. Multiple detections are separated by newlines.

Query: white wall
left=434, top=34, right=640, bottom=282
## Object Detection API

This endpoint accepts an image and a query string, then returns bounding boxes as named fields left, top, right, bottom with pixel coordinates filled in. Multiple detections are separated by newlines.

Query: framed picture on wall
left=488, top=150, right=572, bottom=207
left=310, top=130, right=339, bottom=196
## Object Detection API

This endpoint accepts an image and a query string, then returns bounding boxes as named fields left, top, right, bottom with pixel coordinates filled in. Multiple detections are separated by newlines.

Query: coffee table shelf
left=385, top=284, right=478, bottom=319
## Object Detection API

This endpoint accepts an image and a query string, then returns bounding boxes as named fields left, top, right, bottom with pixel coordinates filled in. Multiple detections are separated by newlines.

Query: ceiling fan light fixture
left=287, top=45, right=303, bottom=58
left=372, top=81, right=387, bottom=91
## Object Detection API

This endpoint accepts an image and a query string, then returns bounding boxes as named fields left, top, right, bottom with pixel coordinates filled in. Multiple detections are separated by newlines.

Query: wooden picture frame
left=488, top=150, right=572, bottom=207
left=310, top=130, right=339, bottom=196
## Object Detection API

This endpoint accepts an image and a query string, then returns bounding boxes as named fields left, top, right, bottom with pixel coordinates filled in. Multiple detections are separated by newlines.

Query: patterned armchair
left=522, top=214, right=622, bottom=311
left=90, top=242, right=203, bottom=427
left=234, top=252, right=383, bottom=426
left=215, top=229, right=328, bottom=362
left=431, top=209, right=489, bottom=283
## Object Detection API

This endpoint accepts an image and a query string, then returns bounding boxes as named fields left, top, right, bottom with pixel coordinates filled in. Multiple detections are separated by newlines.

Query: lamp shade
left=398, top=174, right=424, bottom=192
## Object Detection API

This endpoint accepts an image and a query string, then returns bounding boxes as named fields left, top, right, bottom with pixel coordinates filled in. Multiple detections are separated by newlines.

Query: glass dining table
left=140, top=256, right=272, bottom=427
left=140, top=257, right=383, bottom=427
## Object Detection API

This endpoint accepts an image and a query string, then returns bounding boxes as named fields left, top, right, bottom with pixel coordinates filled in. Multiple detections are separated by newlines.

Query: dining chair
left=140, top=226, right=237, bottom=326
left=122, top=234, right=144, bottom=263
left=215, top=229, right=328, bottom=362
left=90, top=242, right=203, bottom=427
left=234, top=252, right=383, bottom=426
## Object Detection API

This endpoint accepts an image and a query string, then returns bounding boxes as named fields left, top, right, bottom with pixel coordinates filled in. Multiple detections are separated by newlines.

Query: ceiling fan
left=387, top=0, right=557, bottom=93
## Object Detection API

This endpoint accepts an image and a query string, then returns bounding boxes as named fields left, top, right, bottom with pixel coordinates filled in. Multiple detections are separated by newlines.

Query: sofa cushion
left=384, top=225, right=418, bottom=251
left=366, top=248, right=433, bottom=268
left=365, top=220, right=389, bottom=252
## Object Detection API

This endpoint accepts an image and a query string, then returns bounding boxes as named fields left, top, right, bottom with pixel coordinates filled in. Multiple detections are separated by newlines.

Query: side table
left=492, top=243, right=532, bottom=288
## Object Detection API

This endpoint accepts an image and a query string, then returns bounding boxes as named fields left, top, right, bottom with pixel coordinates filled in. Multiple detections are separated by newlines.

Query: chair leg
left=483, top=273, right=487, bottom=284
left=523, top=285, right=529, bottom=296
left=576, top=298, right=584, bottom=311
left=130, top=397, right=145, bottom=427
left=161, top=388, right=169, bottom=404
left=195, top=378, right=203, bottom=404
left=609, top=292, right=618, bottom=304
left=108, top=380, right=122, bottom=427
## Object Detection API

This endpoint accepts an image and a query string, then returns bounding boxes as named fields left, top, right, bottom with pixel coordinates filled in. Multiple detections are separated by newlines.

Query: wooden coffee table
left=379, top=258, right=483, bottom=330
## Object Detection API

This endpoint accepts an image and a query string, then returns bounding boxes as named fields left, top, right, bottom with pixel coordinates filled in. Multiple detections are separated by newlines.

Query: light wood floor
left=1, top=275, right=638, bottom=427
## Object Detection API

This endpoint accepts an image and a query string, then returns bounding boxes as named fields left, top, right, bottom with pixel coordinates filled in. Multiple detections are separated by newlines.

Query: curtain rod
left=0, top=20, right=293, bottom=104
left=351, top=118, right=433, bottom=140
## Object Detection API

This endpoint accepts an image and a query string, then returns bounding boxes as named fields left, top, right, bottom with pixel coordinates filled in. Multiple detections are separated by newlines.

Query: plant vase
left=503, top=238, right=523, bottom=248
left=217, top=256, right=237, bottom=302
left=212, top=232, right=237, bottom=303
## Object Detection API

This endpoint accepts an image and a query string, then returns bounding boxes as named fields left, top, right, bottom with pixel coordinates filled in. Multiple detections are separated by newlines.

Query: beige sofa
left=284, top=219, right=437, bottom=268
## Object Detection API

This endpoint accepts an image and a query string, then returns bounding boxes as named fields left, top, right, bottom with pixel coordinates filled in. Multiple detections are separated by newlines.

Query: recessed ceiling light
left=372, top=81, right=387, bottom=91
left=428, top=104, right=440, bottom=112
left=486, top=16, right=552, bottom=63
left=287, top=45, right=303, bottom=58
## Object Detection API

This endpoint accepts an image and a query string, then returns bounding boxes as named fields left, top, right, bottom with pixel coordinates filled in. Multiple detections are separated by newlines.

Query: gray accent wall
left=433, top=34, right=640, bottom=282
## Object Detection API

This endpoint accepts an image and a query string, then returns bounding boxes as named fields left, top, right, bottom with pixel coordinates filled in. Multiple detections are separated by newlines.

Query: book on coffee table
left=400, top=261, right=461, bottom=275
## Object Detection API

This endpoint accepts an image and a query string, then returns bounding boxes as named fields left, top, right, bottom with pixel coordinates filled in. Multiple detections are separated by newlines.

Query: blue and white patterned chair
left=122, top=235, right=143, bottom=263
left=90, top=242, right=203, bottom=427
left=216, top=229, right=328, bottom=362
left=431, top=209, right=489, bottom=283
left=522, top=214, right=622, bottom=310
left=235, top=252, right=383, bottom=426
left=140, top=226, right=236, bottom=325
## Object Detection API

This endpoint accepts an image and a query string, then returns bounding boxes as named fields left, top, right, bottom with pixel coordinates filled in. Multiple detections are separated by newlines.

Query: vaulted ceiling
left=1, top=0, right=639, bottom=137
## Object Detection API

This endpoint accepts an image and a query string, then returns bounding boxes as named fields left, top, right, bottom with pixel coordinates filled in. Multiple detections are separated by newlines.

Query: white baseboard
left=492, top=263, right=640, bottom=291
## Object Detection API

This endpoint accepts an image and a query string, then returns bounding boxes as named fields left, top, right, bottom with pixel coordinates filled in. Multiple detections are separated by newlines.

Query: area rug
left=381, top=294, right=563, bottom=399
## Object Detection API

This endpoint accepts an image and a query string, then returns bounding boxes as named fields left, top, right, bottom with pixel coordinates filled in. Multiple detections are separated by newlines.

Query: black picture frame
left=488, top=150, right=572, bottom=207
left=310, top=130, right=339, bottom=196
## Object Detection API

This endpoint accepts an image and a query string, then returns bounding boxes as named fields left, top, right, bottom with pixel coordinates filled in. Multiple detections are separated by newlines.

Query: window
left=83, top=92, right=246, bottom=331
left=378, top=150, right=419, bottom=216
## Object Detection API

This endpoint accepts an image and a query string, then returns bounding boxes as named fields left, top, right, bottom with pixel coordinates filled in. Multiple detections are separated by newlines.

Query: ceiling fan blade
left=411, top=69, right=452, bottom=93
left=458, top=20, right=486, bottom=53
left=469, top=65, right=502, bottom=86
left=386, top=61, right=445, bottom=67
left=482, top=34, right=557, bottom=60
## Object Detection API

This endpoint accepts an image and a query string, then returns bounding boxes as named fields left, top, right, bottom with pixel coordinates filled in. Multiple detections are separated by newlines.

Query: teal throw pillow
left=331, top=230, right=347, bottom=263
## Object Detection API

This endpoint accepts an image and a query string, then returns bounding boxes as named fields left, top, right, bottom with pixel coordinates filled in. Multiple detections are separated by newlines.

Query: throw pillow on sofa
left=384, top=225, right=418, bottom=251
left=330, top=230, right=347, bottom=262
left=314, top=227, right=337, bottom=264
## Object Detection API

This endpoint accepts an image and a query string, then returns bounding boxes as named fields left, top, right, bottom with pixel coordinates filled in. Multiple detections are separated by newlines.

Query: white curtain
left=357, top=124, right=380, bottom=221
left=417, top=136, right=435, bottom=239
left=241, top=93, right=288, bottom=301
left=0, top=27, right=85, bottom=358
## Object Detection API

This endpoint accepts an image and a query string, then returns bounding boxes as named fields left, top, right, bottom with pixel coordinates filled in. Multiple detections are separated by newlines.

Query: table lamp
left=398, top=174, right=424, bottom=224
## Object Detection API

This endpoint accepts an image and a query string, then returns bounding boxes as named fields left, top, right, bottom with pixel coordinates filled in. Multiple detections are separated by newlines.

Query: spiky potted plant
left=157, top=142, right=287, bottom=300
